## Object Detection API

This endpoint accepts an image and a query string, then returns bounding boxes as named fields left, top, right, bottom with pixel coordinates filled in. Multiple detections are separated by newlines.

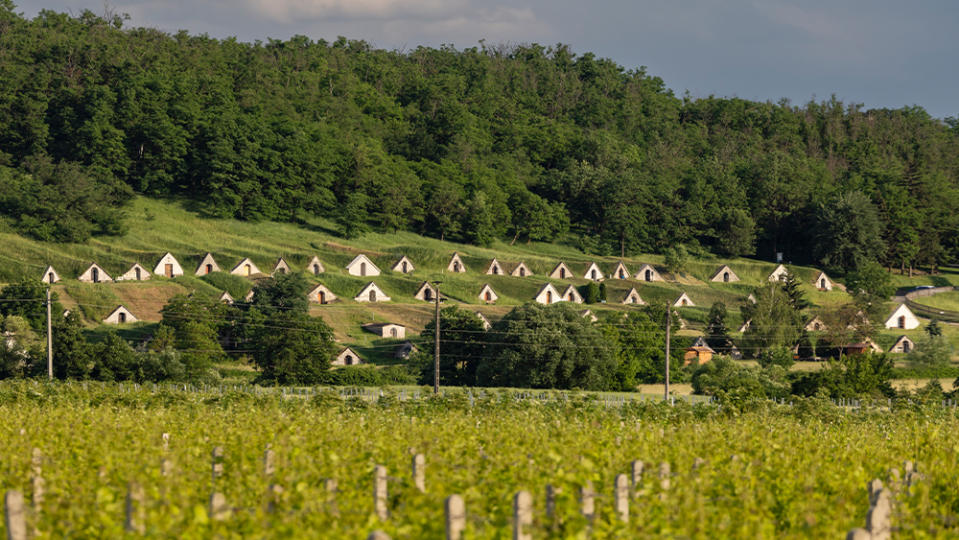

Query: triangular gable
left=580, top=309, right=598, bottom=322
left=562, top=285, right=584, bottom=304
left=394, top=341, right=418, bottom=359
left=767, top=264, right=788, bottom=282
left=474, top=311, right=492, bottom=330
left=243, top=289, right=255, bottom=302
left=534, top=283, right=562, bottom=305
left=813, top=271, right=833, bottom=291
left=634, top=264, right=663, bottom=282
left=478, top=284, right=498, bottom=304
left=884, top=304, right=920, bottom=330
left=583, top=262, right=603, bottom=281
left=272, top=257, right=291, bottom=275
left=153, top=252, right=184, bottom=278
left=218, top=291, right=234, bottom=304
left=622, top=288, right=645, bottom=305
left=804, top=316, right=826, bottom=332
left=334, top=347, right=363, bottom=366
left=308, top=284, right=337, bottom=304
left=549, top=262, right=573, bottom=279
left=103, top=305, right=136, bottom=324
left=195, top=253, right=220, bottom=276
left=390, top=255, right=415, bottom=274
left=345, top=254, right=380, bottom=277
left=889, top=335, right=915, bottom=354
left=738, top=320, right=751, bottom=333
left=307, top=256, right=325, bottom=275
left=510, top=262, right=532, bottom=277
left=231, top=257, right=262, bottom=277
left=612, top=261, right=630, bottom=280
left=747, top=293, right=757, bottom=304
left=117, top=263, right=151, bottom=281
left=485, top=259, right=504, bottom=276
left=710, top=265, right=740, bottom=283
left=447, top=252, right=467, bottom=273
left=355, top=282, right=391, bottom=302
left=78, top=263, right=113, bottom=283
left=414, top=282, right=438, bottom=302
left=673, top=292, right=695, bottom=307
left=864, top=338, right=883, bottom=353
left=40, top=265, right=60, bottom=284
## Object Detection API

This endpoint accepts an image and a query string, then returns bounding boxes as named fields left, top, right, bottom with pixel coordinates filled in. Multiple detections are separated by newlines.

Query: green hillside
left=8, top=196, right=955, bottom=364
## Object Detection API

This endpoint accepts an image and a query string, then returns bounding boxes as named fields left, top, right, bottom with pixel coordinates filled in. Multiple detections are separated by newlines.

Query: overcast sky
left=14, top=0, right=959, bottom=119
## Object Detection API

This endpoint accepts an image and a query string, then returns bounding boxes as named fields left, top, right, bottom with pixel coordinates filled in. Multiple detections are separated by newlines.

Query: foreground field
left=0, top=382, right=956, bottom=538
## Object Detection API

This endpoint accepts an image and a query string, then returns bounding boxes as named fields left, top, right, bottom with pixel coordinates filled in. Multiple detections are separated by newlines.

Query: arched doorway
left=369, top=289, right=376, bottom=302
left=898, top=316, right=906, bottom=329
left=723, top=272, right=729, bottom=282
left=135, top=267, right=142, bottom=280
left=645, top=269, right=651, bottom=281
left=402, top=261, right=408, bottom=273
left=319, top=291, right=326, bottom=304
left=424, top=288, right=432, bottom=301
left=206, top=264, right=214, bottom=274
left=92, top=267, right=100, bottom=283
left=118, top=312, right=126, bottom=323
left=360, top=262, right=367, bottom=276
left=546, top=291, right=553, bottom=304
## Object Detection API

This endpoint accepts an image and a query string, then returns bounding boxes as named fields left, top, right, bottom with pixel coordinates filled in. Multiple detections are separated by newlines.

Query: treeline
left=2, top=6, right=959, bottom=272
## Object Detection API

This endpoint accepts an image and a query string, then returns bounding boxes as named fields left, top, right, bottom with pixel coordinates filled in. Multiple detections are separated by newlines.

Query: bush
left=691, top=356, right=790, bottom=400
left=758, top=347, right=795, bottom=370
left=325, top=365, right=416, bottom=386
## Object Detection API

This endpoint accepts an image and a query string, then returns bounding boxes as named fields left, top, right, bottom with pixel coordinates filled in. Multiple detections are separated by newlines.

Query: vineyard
left=0, top=381, right=956, bottom=538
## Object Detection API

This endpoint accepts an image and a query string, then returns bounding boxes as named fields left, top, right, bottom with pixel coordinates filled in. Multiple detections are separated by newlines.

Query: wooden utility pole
left=434, top=281, right=441, bottom=394
left=46, top=287, right=53, bottom=380
left=664, top=302, right=670, bottom=400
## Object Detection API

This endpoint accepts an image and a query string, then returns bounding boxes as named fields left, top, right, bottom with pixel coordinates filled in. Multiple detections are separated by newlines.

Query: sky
left=14, top=0, right=959, bottom=119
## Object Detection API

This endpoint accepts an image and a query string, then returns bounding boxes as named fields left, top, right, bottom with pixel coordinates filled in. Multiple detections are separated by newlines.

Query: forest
left=1, top=5, right=959, bottom=273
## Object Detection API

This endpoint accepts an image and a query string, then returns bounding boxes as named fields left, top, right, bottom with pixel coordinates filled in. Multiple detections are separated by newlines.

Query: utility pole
left=433, top=281, right=441, bottom=394
left=664, top=302, right=670, bottom=401
left=46, top=287, right=53, bottom=380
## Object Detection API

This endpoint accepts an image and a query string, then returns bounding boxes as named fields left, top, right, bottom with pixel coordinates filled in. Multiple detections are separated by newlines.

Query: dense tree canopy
left=1, top=6, right=958, bottom=269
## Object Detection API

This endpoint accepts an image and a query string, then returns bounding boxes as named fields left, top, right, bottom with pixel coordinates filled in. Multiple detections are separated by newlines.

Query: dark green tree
left=814, top=191, right=885, bottom=273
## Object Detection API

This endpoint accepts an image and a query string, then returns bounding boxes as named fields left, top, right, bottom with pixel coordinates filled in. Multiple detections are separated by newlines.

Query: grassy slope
left=4, top=196, right=956, bottom=363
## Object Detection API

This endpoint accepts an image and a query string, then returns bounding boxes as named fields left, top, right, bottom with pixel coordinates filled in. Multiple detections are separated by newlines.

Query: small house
left=710, top=265, right=740, bottom=283
left=804, top=316, right=827, bottom=332
left=355, top=282, right=390, bottom=303
left=478, top=284, right=498, bottom=304
left=333, top=347, right=363, bottom=366
left=218, top=291, right=234, bottom=305
left=103, top=305, right=136, bottom=324
left=391, top=255, right=415, bottom=274
left=510, top=262, right=532, bottom=277
left=474, top=312, right=492, bottom=330
left=583, top=262, right=603, bottom=281
left=549, top=262, right=573, bottom=279
left=747, top=293, right=757, bottom=304
left=534, top=283, right=562, bottom=305
left=40, top=265, right=60, bottom=284
left=884, top=304, right=920, bottom=330
left=307, top=256, right=325, bottom=275
left=414, top=282, right=438, bottom=302
left=738, top=320, right=751, bottom=333
left=308, top=284, right=337, bottom=304
left=117, top=263, right=151, bottom=281
left=845, top=339, right=883, bottom=355
left=611, top=261, right=630, bottom=280
left=673, top=292, right=695, bottom=307
left=562, top=285, right=584, bottom=304
left=345, top=254, right=380, bottom=277
left=394, top=341, right=418, bottom=359
left=485, top=259, right=504, bottom=276
left=272, top=258, right=291, bottom=275
left=621, top=288, right=645, bottom=305
left=447, top=252, right=467, bottom=273
left=231, top=257, right=262, bottom=277
left=580, top=309, right=598, bottom=322
left=767, top=264, right=788, bottom=282
left=78, top=263, right=113, bottom=283
left=363, top=323, right=406, bottom=339
left=684, top=337, right=714, bottom=365
left=813, top=271, right=833, bottom=291
left=153, top=252, right=184, bottom=278
left=195, top=253, right=220, bottom=276
left=889, top=335, right=915, bottom=354
left=243, top=290, right=255, bottom=302
left=634, top=263, right=663, bottom=282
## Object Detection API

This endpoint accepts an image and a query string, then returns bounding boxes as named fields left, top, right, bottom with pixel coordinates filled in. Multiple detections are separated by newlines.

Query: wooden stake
left=211, top=447, right=224, bottom=482
left=513, top=491, right=532, bottom=540
left=614, top=474, right=629, bottom=523
left=412, top=453, right=426, bottom=493
left=374, top=465, right=388, bottom=520
left=5, top=490, right=26, bottom=540
left=367, top=531, right=391, bottom=540
left=263, top=448, right=275, bottom=477
left=325, top=478, right=339, bottom=516
left=579, top=481, right=595, bottom=522
left=125, top=482, right=145, bottom=534
left=545, top=484, right=558, bottom=519
left=209, top=492, right=230, bottom=521
left=631, top=460, right=644, bottom=495
left=445, top=495, right=466, bottom=540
